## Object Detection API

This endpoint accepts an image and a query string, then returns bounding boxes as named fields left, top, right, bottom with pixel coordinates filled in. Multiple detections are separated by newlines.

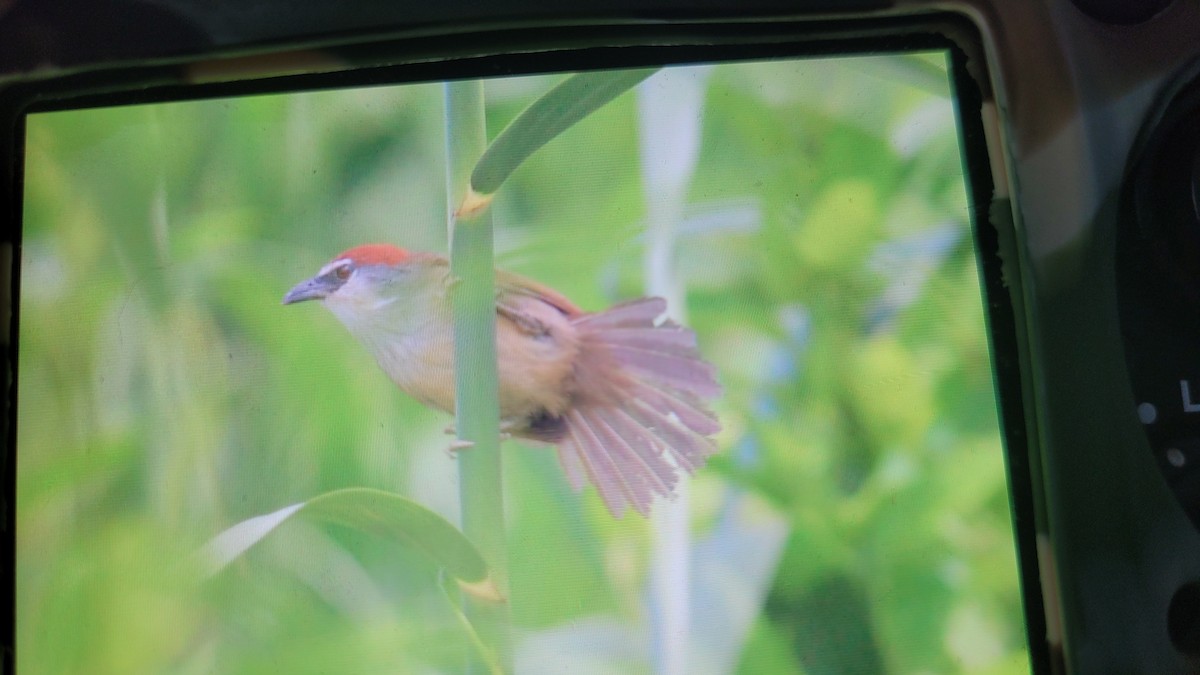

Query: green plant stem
left=443, top=80, right=513, bottom=673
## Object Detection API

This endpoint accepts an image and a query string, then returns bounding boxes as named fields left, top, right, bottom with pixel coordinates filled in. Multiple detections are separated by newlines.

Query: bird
left=283, top=243, right=721, bottom=517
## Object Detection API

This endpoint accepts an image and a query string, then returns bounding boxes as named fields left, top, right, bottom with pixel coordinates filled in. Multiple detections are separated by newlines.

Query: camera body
left=4, top=1, right=1200, bottom=672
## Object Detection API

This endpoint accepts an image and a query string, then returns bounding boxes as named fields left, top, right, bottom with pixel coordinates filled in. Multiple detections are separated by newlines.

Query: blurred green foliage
left=18, top=52, right=1027, bottom=674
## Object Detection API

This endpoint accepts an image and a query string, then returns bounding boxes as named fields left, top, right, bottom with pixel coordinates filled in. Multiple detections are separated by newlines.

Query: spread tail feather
left=559, top=298, right=721, bottom=517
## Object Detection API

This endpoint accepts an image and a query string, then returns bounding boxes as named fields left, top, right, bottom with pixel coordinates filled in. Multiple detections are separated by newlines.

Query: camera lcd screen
left=17, top=52, right=1028, bottom=673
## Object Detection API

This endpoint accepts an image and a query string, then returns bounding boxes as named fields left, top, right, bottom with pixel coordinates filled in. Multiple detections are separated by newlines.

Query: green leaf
left=469, top=68, right=659, bottom=195
left=201, top=487, right=489, bottom=584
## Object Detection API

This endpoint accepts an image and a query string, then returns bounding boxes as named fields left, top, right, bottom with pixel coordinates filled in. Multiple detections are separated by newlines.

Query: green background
left=18, top=53, right=1028, bottom=673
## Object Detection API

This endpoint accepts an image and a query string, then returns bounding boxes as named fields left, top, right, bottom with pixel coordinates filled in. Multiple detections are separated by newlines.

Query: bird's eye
left=334, top=265, right=352, bottom=281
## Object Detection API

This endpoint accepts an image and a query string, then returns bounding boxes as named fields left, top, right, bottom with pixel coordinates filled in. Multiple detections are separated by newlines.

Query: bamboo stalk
left=443, top=79, right=512, bottom=673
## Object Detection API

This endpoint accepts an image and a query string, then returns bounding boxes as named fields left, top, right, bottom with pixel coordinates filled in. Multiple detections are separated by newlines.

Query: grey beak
left=283, top=275, right=338, bottom=305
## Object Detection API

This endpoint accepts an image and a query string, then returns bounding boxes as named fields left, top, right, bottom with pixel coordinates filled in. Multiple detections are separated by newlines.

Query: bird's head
left=284, top=244, right=449, bottom=335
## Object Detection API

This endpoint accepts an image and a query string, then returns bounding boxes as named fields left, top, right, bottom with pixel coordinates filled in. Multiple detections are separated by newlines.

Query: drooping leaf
left=201, top=487, right=489, bottom=585
left=469, top=69, right=659, bottom=197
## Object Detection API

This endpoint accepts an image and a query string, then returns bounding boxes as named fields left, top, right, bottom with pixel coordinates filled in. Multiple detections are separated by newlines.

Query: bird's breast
left=373, top=328, right=458, bottom=413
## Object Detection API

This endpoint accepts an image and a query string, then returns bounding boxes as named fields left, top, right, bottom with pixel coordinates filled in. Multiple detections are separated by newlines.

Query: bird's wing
left=494, top=268, right=583, bottom=319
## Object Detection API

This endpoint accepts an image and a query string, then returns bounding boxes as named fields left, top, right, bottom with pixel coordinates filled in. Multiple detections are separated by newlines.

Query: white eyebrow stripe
left=318, top=259, right=351, bottom=276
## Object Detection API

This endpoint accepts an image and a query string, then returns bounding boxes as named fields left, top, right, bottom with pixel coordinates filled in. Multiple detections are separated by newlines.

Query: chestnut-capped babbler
left=284, top=243, right=721, bottom=517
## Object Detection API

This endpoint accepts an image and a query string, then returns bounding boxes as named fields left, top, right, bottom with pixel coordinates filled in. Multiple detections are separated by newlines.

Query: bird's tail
left=556, top=297, right=721, bottom=517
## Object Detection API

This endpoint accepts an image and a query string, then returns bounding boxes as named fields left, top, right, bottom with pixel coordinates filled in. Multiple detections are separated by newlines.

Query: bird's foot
left=443, top=421, right=516, bottom=441
left=442, top=424, right=514, bottom=457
